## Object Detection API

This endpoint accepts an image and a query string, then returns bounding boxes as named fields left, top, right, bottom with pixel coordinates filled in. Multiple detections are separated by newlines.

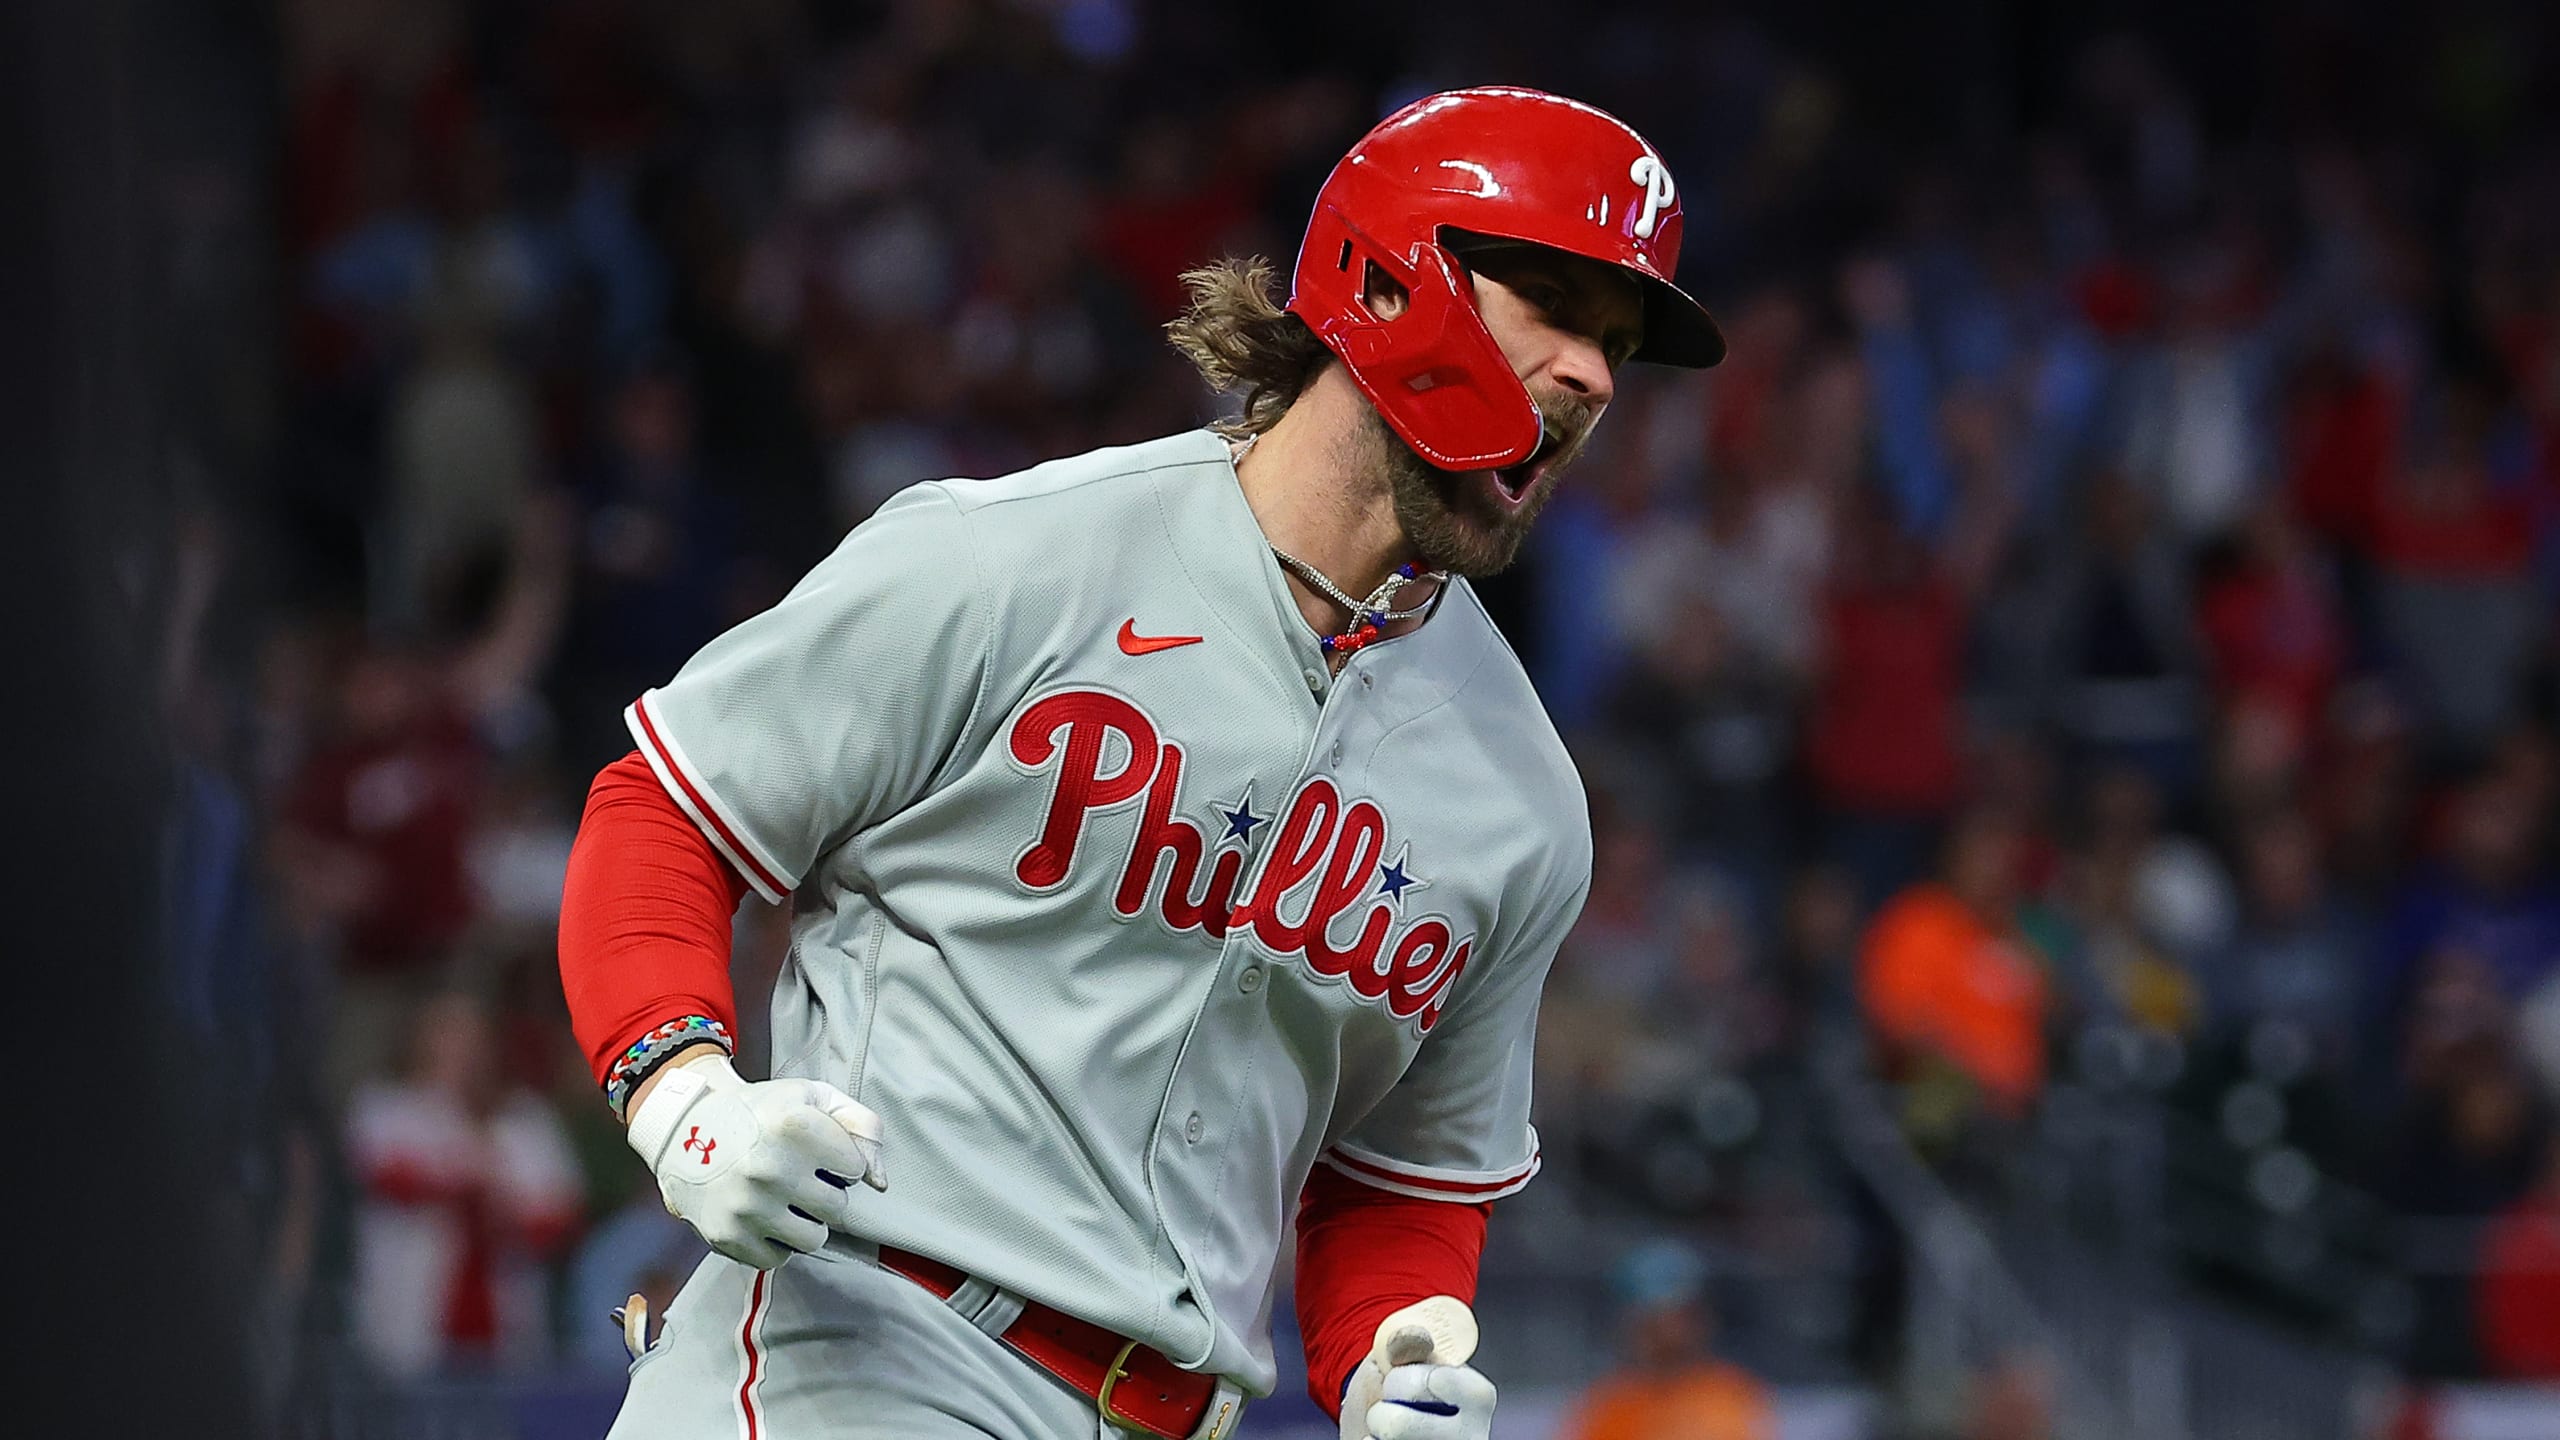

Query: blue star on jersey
left=1215, top=788, right=1266, bottom=846
left=1376, top=841, right=1429, bottom=911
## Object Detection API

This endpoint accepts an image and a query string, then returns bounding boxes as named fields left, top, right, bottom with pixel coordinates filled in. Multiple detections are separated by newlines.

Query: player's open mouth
left=1490, top=428, right=1564, bottom=504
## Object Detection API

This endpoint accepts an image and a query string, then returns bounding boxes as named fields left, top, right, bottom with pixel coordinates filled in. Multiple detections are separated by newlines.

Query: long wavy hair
left=1163, top=256, right=1334, bottom=438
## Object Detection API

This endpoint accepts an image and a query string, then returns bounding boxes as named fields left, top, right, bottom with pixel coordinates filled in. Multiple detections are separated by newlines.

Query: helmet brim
left=1441, top=228, right=1725, bottom=371
left=1632, top=272, right=1727, bottom=370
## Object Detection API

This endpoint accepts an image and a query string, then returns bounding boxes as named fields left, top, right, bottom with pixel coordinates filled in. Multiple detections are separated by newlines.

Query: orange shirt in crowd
left=1859, top=884, right=2048, bottom=1113
left=1562, top=1360, right=1777, bottom=1440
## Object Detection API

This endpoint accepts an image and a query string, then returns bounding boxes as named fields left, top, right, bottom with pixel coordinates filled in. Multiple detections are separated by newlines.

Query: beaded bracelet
left=605, top=1014, right=735, bottom=1117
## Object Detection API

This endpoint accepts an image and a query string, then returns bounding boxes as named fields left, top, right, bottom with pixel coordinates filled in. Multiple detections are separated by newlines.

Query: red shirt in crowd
left=1807, top=576, right=1966, bottom=816
left=2284, top=364, right=2400, bottom=551
left=2476, top=1187, right=2560, bottom=1379
left=1093, top=173, right=1257, bottom=320
left=2369, top=464, right=2536, bottom=580
left=284, top=706, right=485, bottom=973
left=347, top=1077, right=584, bottom=1374
left=2196, top=559, right=2345, bottom=746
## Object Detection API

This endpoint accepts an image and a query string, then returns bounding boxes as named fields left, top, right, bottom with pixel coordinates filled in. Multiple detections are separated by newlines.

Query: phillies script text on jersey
left=1007, top=688, right=1471, bottom=1030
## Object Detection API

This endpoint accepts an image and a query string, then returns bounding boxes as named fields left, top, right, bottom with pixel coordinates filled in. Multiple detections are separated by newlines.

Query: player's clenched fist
left=1362, top=1365, right=1496, bottom=1440
left=1342, top=1298, right=1496, bottom=1440
left=626, top=1052, right=887, bottom=1269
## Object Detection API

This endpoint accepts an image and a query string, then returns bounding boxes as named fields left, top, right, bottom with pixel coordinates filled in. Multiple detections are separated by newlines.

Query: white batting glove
left=1365, top=1365, right=1496, bottom=1440
left=1341, top=1297, right=1494, bottom=1440
left=626, top=1053, right=886, bottom=1269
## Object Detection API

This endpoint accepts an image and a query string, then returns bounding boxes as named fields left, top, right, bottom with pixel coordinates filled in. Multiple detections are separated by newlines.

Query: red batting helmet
left=1288, top=86, right=1726, bottom=472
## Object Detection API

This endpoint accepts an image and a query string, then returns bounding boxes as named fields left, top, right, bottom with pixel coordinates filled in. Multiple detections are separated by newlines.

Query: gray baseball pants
left=609, top=1238, right=1190, bottom=1440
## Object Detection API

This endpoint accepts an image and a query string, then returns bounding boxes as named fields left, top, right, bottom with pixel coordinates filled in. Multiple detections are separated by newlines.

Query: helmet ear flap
left=1290, top=207, right=1543, bottom=472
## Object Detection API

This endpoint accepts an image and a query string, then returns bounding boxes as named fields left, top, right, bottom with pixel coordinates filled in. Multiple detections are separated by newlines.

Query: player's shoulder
left=896, top=430, right=1234, bottom=599
left=926, top=429, right=1232, bottom=523
left=1436, top=581, right=1592, bottom=868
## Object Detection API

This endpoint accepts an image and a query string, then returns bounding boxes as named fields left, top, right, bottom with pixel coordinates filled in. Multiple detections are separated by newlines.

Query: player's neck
left=1233, top=376, right=1441, bottom=639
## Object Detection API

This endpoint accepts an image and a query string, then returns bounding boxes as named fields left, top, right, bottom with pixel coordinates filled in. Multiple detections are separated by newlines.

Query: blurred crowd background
left=40, top=0, right=2560, bottom=1436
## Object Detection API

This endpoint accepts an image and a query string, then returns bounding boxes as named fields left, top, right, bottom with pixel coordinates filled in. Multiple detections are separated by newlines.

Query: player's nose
left=1546, top=333, right=1614, bottom=411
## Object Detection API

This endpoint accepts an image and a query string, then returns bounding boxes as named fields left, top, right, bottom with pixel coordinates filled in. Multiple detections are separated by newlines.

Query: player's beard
left=1361, top=390, right=1596, bottom=578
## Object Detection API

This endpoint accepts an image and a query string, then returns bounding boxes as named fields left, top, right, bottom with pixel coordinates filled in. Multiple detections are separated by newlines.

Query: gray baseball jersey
left=624, top=427, right=1592, bottom=1397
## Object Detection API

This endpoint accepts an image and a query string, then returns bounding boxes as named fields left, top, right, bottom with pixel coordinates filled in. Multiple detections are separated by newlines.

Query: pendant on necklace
left=1317, top=561, right=1423, bottom=655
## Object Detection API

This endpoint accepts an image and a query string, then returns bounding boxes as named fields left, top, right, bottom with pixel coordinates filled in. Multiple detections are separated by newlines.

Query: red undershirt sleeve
left=1293, top=1163, right=1491, bottom=1420
left=559, top=749, right=751, bottom=1087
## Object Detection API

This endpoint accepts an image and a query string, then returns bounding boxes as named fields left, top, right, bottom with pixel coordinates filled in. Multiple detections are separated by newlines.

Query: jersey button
left=1237, top=965, right=1265, bottom=994
left=1303, top=668, right=1325, bottom=694
left=1330, top=741, right=1343, bottom=766
left=1183, top=1111, right=1205, bottom=1145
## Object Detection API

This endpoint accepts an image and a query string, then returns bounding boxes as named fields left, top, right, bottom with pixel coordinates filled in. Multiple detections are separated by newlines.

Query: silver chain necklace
left=1268, top=547, right=1441, bottom=623
left=1231, top=433, right=1447, bottom=656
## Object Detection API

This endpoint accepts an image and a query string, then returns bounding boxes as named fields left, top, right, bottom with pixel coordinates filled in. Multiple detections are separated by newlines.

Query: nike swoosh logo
left=1118, top=619, right=1204, bottom=656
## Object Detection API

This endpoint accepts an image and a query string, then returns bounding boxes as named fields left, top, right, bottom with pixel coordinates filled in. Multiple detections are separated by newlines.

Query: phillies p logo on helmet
left=1628, top=154, right=1676, bottom=240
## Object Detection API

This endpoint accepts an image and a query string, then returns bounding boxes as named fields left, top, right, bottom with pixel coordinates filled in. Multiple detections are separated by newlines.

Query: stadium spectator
left=2370, top=378, right=2546, bottom=758
left=1603, top=591, right=1801, bottom=889
left=2048, top=766, right=2222, bottom=1040
left=1611, top=414, right=1832, bottom=685
left=380, top=245, right=541, bottom=632
left=275, top=638, right=488, bottom=978
left=1559, top=1240, right=1777, bottom=1440
left=1806, top=486, right=1974, bottom=905
left=1960, top=1350, right=2056, bottom=1440
left=1773, top=862, right=1866, bottom=1055
left=2387, top=953, right=2551, bottom=1220
left=1532, top=379, right=1692, bottom=732
left=1545, top=807, right=1762, bottom=1113
left=2281, top=337, right=2398, bottom=571
left=2195, top=502, right=2350, bottom=757
left=275, top=493, right=568, bottom=1090
left=1093, top=117, right=1260, bottom=323
left=2113, top=234, right=2272, bottom=546
left=1860, top=807, right=2051, bottom=1126
left=2381, top=757, right=2560, bottom=1016
left=2208, top=806, right=2370, bottom=1077
left=2023, top=471, right=2206, bottom=792
left=2310, top=687, right=2426, bottom=906
left=2472, top=1139, right=2560, bottom=1380
left=1700, top=286, right=1812, bottom=492
left=553, top=352, right=749, bottom=774
left=2386, top=949, right=2554, bottom=1377
left=345, top=991, right=584, bottom=1378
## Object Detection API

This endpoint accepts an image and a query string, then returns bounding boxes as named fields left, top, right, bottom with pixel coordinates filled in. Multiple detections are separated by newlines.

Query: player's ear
left=1361, top=261, right=1410, bottom=322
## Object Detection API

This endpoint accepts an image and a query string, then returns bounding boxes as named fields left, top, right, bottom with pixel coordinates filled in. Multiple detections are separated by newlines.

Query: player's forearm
left=559, top=750, right=752, bottom=1104
left=1294, top=1165, right=1490, bottom=1417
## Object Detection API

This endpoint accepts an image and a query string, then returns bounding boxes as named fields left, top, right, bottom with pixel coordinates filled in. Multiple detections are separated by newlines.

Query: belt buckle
left=1092, top=1337, right=1142, bottom=1429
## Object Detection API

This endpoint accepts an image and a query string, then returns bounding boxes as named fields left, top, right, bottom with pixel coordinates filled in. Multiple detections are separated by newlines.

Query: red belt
left=878, top=1246, right=1229, bottom=1440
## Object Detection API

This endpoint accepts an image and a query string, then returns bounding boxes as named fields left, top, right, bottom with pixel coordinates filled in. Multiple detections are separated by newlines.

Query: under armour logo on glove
left=629, top=1054, right=889, bottom=1270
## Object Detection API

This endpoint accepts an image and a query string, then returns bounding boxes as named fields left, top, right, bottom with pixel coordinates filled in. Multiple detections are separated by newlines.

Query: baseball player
left=558, top=86, right=1724, bottom=1440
